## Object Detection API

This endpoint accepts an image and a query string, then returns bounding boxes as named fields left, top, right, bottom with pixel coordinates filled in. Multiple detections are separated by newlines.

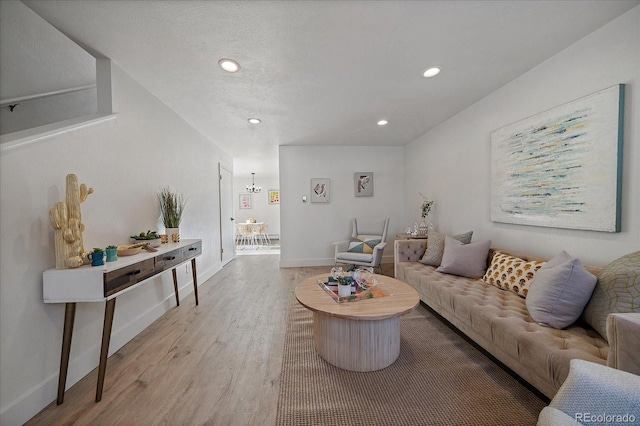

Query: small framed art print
left=268, top=189, right=280, bottom=204
left=239, top=194, right=252, bottom=209
left=354, top=172, right=373, bottom=197
left=311, top=178, right=330, bottom=203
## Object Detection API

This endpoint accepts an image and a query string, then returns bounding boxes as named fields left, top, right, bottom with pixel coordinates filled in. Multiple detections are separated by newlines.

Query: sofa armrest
left=394, top=239, right=427, bottom=262
left=606, top=313, right=640, bottom=376
left=372, top=241, right=387, bottom=252
left=370, top=242, right=387, bottom=265
left=394, top=239, right=428, bottom=280
left=542, top=359, right=640, bottom=425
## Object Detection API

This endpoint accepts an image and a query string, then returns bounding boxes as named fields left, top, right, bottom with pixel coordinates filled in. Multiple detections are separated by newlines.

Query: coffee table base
left=313, top=312, right=400, bottom=372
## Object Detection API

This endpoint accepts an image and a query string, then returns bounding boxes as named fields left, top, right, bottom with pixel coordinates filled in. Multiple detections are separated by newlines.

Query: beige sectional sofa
left=394, top=239, right=640, bottom=399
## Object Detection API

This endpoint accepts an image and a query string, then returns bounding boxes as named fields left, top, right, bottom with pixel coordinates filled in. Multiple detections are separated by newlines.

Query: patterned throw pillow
left=347, top=235, right=381, bottom=254
left=583, top=251, right=640, bottom=341
left=483, top=251, right=545, bottom=298
left=419, top=231, right=473, bottom=266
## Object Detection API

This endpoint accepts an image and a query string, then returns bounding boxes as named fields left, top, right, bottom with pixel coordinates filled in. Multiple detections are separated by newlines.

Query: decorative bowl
left=130, top=237, right=161, bottom=247
left=117, top=245, right=142, bottom=256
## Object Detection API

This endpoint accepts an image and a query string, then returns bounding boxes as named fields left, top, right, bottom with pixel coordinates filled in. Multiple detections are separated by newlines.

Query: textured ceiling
left=22, top=0, right=639, bottom=176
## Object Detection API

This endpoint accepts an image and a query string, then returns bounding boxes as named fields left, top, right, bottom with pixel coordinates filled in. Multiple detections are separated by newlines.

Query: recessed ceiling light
left=248, top=118, right=261, bottom=124
left=218, top=58, right=240, bottom=73
left=377, top=119, right=389, bottom=126
left=422, top=66, right=441, bottom=78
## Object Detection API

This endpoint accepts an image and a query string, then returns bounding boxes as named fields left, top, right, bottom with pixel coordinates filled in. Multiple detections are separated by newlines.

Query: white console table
left=43, top=239, right=202, bottom=404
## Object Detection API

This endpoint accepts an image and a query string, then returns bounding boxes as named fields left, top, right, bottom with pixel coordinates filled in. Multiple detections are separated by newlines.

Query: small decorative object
left=158, top=186, right=185, bottom=242
left=130, top=230, right=161, bottom=247
left=311, top=178, right=330, bottom=203
left=117, top=244, right=143, bottom=256
left=171, top=233, right=180, bottom=243
left=105, top=245, right=118, bottom=262
left=319, top=268, right=386, bottom=303
left=354, top=172, right=374, bottom=197
left=419, top=222, right=428, bottom=235
left=247, top=218, right=256, bottom=223
left=268, top=189, right=280, bottom=204
left=165, top=227, right=179, bottom=242
left=160, top=234, right=168, bottom=244
left=353, top=267, right=376, bottom=291
left=88, top=248, right=105, bottom=267
left=239, top=194, right=252, bottom=209
left=329, top=267, right=351, bottom=297
left=412, top=223, right=419, bottom=237
left=49, top=174, right=94, bottom=269
left=331, top=266, right=343, bottom=280
left=338, top=280, right=351, bottom=297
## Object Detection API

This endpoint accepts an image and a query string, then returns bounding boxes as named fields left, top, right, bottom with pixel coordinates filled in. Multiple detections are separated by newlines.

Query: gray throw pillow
left=420, top=231, right=473, bottom=266
left=436, top=236, right=491, bottom=279
left=526, top=251, right=597, bottom=330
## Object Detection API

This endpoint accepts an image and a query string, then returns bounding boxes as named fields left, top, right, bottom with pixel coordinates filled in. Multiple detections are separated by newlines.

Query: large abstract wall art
left=490, top=85, right=624, bottom=232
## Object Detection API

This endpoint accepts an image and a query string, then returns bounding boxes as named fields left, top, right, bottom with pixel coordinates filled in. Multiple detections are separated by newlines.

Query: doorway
left=219, top=163, right=234, bottom=265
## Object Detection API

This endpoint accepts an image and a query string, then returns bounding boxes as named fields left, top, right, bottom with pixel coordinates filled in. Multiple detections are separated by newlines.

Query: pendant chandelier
left=246, top=172, right=261, bottom=193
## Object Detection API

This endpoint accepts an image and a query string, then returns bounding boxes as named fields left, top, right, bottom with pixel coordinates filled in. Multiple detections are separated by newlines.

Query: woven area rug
left=276, top=295, right=546, bottom=426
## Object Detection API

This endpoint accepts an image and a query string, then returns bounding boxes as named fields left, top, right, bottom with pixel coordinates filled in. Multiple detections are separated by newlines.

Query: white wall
left=279, top=145, right=405, bottom=267
left=0, top=61, right=230, bottom=426
left=0, top=1, right=96, bottom=134
left=404, top=5, right=640, bottom=267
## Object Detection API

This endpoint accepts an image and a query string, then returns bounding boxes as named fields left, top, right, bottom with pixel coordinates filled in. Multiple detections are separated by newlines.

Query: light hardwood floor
left=28, top=256, right=390, bottom=425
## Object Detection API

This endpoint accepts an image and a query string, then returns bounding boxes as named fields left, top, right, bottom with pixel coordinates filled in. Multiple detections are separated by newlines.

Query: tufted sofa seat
left=394, top=239, right=610, bottom=399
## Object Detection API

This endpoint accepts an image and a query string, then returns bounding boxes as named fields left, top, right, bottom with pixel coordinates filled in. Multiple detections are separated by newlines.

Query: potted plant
left=419, top=193, right=434, bottom=235
left=158, top=187, right=186, bottom=242
left=105, top=245, right=118, bottom=262
left=89, top=247, right=105, bottom=266
left=130, top=230, right=161, bottom=247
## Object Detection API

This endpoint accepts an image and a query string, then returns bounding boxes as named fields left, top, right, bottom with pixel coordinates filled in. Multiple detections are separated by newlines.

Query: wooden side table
left=43, top=239, right=202, bottom=404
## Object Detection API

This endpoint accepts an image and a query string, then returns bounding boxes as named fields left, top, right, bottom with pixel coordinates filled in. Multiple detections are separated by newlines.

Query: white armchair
left=334, top=218, right=389, bottom=274
left=537, top=359, right=640, bottom=425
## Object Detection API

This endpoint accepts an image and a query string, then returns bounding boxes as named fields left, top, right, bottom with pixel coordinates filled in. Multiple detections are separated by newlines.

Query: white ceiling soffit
left=22, top=0, right=640, bottom=160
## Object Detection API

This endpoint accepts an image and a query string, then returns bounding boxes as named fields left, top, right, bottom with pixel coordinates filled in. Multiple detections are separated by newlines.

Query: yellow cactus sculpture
left=49, top=174, right=94, bottom=269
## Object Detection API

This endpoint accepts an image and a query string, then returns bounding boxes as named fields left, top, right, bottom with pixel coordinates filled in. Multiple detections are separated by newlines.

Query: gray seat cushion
left=336, top=252, right=373, bottom=262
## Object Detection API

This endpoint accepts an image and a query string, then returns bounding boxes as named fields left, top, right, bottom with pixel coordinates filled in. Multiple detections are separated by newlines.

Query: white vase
left=165, top=227, right=180, bottom=242
left=338, top=284, right=351, bottom=297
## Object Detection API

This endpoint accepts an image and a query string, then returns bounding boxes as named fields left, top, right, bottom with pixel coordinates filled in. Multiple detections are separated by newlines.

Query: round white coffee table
left=295, top=273, right=419, bottom=372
